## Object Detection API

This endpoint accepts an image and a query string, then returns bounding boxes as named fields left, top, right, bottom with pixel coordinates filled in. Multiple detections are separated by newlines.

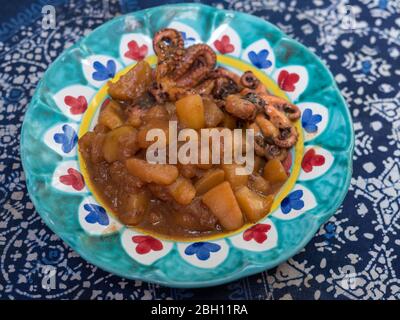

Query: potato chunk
left=108, top=60, right=152, bottom=101
left=125, top=158, right=178, bottom=185
left=78, top=131, right=95, bottom=161
left=78, top=131, right=106, bottom=164
left=222, top=163, right=249, bottom=190
left=98, top=100, right=124, bottom=130
left=91, top=133, right=106, bottom=163
left=102, top=126, right=138, bottom=163
left=263, top=159, right=288, bottom=184
left=194, top=169, right=225, bottom=195
left=249, top=174, right=271, bottom=195
left=203, top=98, right=224, bottom=127
left=235, top=186, right=273, bottom=222
left=119, top=191, right=150, bottom=225
left=126, top=105, right=146, bottom=128
left=175, top=94, right=205, bottom=129
left=167, top=176, right=196, bottom=205
left=253, top=156, right=265, bottom=174
left=202, top=181, right=243, bottom=231
left=178, top=163, right=197, bottom=179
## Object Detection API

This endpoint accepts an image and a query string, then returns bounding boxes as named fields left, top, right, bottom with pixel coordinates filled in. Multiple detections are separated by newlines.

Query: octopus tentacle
left=240, top=71, right=260, bottom=89
left=255, top=114, right=279, bottom=139
left=247, top=122, right=289, bottom=160
left=173, top=44, right=216, bottom=87
left=264, top=104, right=298, bottom=148
left=212, top=77, right=240, bottom=99
left=273, top=126, right=298, bottom=148
left=225, top=94, right=257, bottom=120
left=207, top=68, right=243, bottom=99
left=243, top=92, right=266, bottom=114
left=264, top=144, right=288, bottom=161
left=195, top=79, right=215, bottom=95
left=153, top=28, right=185, bottom=60
left=209, top=67, right=242, bottom=87
left=261, top=94, right=301, bottom=121
left=240, top=83, right=269, bottom=96
left=153, top=28, right=185, bottom=79
left=149, top=82, right=168, bottom=104
left=264, top=103, right=292, bottom=128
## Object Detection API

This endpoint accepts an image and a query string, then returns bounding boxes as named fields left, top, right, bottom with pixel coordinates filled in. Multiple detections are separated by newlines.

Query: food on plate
left=79, top=28, right=301, bottom=238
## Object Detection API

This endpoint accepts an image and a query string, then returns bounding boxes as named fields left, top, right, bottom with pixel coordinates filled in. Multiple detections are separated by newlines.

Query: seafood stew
left=78, top=28, right=301, bottom=238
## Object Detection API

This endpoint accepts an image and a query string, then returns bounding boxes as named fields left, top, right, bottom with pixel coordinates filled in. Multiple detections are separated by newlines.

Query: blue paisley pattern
left=0, top=0, right=399, bottom=300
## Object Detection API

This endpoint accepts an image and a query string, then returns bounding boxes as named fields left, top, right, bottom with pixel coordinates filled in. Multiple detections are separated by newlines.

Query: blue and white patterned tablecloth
left=1, top=0, right=399, bottom=300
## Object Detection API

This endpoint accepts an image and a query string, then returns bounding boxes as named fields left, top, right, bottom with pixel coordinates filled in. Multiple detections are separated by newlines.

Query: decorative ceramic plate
left=21, top=3, right=354, bottom=288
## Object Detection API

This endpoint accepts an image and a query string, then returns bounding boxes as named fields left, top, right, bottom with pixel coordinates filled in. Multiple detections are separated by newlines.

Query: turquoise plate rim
left=20, top=3, right=354, bottom=288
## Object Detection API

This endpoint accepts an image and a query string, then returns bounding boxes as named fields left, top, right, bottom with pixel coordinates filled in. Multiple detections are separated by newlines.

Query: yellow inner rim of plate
left=78, top=55, right=304, bottom=242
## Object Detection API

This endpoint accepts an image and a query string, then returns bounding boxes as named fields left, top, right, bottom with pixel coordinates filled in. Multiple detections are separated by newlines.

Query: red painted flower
left=124, top=40, right=148, bottom=61
left=278, top=70, right=299, bottom=92
left=301, top=148, right=325, bottom=173
left=59, top=168, right=85, bottom=190
left=214, top=35, right=234, bottom=54
left=282, top=152, right=292, bottom=176
left=64, top=95, right=87, bottom=115
left=132, top=235, right=163, bottom=254
left=243, top=224, right=271, bottom=244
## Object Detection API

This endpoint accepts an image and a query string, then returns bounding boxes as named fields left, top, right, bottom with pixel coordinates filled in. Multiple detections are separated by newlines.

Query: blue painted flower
left=281, top=190, right=304, bottom=214
left=361, top=60, right=372, bottom=74
left=324, top=222, right=336, bottom=240
left=379, top=0, right=387, bottom=9
left=53, top=124, right=78, bottom=153
left=92, top=59, right=116, bottom=81
left=248, top=49, right=272, bottom=69
left=184, top=242, right=221, bottom=260
left=181, top=31, right=196, bottom=46
left=84, top=204, right=109, bottom=226
left=301, top=108, right=322, bottom=133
